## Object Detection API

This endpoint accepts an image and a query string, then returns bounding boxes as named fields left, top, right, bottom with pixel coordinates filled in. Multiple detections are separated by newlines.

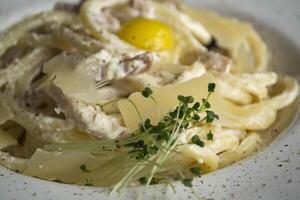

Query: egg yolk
left=118, top=17, right=174, bottom=51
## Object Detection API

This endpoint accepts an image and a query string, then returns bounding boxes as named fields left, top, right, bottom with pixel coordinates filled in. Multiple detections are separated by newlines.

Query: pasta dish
left=0, top=0, right=298, bottom=192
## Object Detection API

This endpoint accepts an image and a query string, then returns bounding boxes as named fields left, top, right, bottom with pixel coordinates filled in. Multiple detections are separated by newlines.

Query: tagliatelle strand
left=0, top=0, right=298, bottom=190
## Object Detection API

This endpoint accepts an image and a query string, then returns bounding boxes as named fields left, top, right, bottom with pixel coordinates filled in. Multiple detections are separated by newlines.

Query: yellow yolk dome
left=118, top=17, right=174, bottom=51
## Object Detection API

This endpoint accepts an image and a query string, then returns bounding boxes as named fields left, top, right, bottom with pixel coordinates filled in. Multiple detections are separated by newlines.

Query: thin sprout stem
left=198, top=91, right=212, bottom=112
left=127, top=99, right=144, bottom=126
left=146, top=135, right=181, bottom=154
left=166, top=103, right=183, bottom=148
left=146, top=112, right=187, bottom=186
left=176, top=168, right=185, bottom=179
left=167, top=182, right=177, bottom=193
left=156, top=114, right=187, bottom=169
left=110, top=163, right=141, bottom=194
left=110, top=154, right=157, bottom=193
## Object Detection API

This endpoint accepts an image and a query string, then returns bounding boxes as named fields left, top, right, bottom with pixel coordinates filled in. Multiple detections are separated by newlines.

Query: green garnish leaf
left=139, top=124, right=145, bottom=132
left=202, top=98, right=211, bottom=109
left=177, top=95, right=185, bottom=102
left=163, top=131, right=171, bottom=141
left=142, top=87, right=153, bottom=98
left=136, top=152, right=146, bottom=161
left=186, top=96, right=194, bottom=104
left=144, top=118, right=152, bottom=129
left=190, top=167, right=201, bottom=175
left=181, top=178, right=193, bottom=188
left=159, top=130, right=170, bottom=142
left=191, top=135, right=205, bottom=147
left=150, top=177, right=159, bottom=185
left=192, top=102, right=200, bottom=110
left=84, top=183, right=94, bottom=186
left=150, top=123, right=164, bottom=134
left=169, top=110, right=177, bottom=118
left=143, top=145, right=149, bottom=156
left=207, top=131, right=214, bottom=141
left=208, top=83, right=216, bottom=93
left=134, top=140, right=145, bottom=148
left=149, top=145, right=159, bottom=155
left=180, top=104, right=188, bottom=113
left=205, top=110, right=219, bottom=123
left=193, top=114, right=200, bottom=120
left=80, top=164, right=90, bottom=173
left=139, top=177, right=147, bottom=185
left=178, top=95, right=194, bottom=104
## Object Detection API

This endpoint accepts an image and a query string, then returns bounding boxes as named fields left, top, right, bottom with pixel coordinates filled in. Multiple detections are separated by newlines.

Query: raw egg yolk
left=118, top=17, right=174, bottom=51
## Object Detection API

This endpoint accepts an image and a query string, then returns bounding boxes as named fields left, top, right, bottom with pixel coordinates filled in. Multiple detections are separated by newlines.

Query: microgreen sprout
left=181, top=178, right=193, bottom=188
left=150, top=177, right=160, bottom=185
left=191, top=135, right=205, bottom=147
left=202, top=98, right=210, bottom=109
left=190, top=167, right=201, bottom=175
left=80, top=164, right=90, bottom=173
left=142, top=87, right=153, bottom=98
left=44, top=83, right=218, bottom=194
left=205, top=110, right=219, bottom=123
left=139, top=177, right=147, bottom=185
left=208, top=83, right=216, bottom=93
left=207, top=131, right=214, bottom=141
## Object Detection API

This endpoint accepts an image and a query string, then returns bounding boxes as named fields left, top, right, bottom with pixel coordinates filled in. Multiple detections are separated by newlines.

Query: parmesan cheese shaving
left=0, top=128, right=18, bottom=150
left=0, top=102, right=13, bottom=125
left=118, top=73, right=215, bottom=132
left=43, top=54, right=96, bottom=98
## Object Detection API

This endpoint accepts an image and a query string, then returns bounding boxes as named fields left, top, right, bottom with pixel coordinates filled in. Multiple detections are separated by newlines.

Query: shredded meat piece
left=54, top=0, right=85, bottom=13
left=198, top=51, right=232, bottom=72
left=22, top=89, right=58, bottom=117
left=88, top=50, right=153, bottom=81
left=121, top=52, right=153, bottom=75
left=46, top=85, right=126, bottom=139
left=95, top=0, right=150, bottom=30
left=45, top=50, right=153, bottom=139
left=130, top=0, right=150, bottom=12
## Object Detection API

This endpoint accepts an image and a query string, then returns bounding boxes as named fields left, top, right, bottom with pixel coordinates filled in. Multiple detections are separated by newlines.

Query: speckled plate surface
left=1, top=0, right=300, bottom=200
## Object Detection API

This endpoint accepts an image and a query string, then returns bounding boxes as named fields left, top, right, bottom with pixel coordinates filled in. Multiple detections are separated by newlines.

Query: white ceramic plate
left=0, top=0, right=300, bottom=199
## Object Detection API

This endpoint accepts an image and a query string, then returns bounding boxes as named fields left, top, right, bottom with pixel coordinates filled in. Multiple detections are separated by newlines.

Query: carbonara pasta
left=0, top=0, right=298, bottom=190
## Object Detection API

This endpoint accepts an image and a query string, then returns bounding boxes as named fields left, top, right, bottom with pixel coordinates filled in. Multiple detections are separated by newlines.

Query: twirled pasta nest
left=0, top=0, right=298, bottom=189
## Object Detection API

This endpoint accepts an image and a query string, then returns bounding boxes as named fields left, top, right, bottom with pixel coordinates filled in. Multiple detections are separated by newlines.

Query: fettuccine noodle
left=0, top=0, right=298, bottom=188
